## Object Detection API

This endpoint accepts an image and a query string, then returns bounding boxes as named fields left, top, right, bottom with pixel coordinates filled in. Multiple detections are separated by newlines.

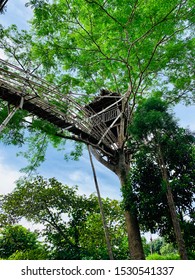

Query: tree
left=1, top=176, right=94, bottom=259
left=1, top=176, right=129, bottom=259
left=0, top=225, right=41, bottom=259
left=0, top=0, right=194, bottom=259
left=129, top=97, right=195, bottom=259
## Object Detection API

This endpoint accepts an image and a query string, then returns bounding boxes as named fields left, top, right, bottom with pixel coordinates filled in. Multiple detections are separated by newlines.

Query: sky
left=0, top=0, right=122, bottom=199
left=0, top=0, right=194, bottom=234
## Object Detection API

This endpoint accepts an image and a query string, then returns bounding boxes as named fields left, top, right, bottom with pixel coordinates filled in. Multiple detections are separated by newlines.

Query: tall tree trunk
left=157, top=145, right=188, bottom=260
left=166, top=185, right=188, bottom=259
left=116, top=152, right=145, bottom=260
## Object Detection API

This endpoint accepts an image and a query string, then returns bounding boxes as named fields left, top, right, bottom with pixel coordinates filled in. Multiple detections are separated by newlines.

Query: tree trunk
left=166, top=185, right=188, bottom=259
left=157, top=145, right=188, bottom=260
left=116, top=152, right=145, bottom=260
left=124, top=210, right=145, bottom=259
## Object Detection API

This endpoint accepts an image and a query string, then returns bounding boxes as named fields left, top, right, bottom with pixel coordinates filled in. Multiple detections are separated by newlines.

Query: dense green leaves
left=26, top=0, right=194, bottom=104
left=0, top=225, right=40, bottom=259
left=1, top=176, right=129, bottom=259
left=129, top=97, right=176, bottom=139
left=0, top=1, right=194, bottom=169
left=127, top=97, right=195, bottom=257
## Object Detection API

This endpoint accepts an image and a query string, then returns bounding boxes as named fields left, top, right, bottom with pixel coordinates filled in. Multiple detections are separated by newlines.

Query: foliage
left=128, top=97, right=195, bottom=255
left=141, top=237, right=151, bottom=257
left=0, top=1, right=194, bottom=171
left=150, top=238, right=164, bottom=255
left=146, top=253, right=180, bottom=260
left=1, top=175, right=192, bottom=260
left=0, top=225, right=40, bottom=259
left=160, top=242, right=177, bottom=255
left=182, top=216, right=195, bottom=259
left=27, top=0, right=195, bottom=104
left=1, top=0, right=194, bottom=108
left=0, top=105, right=28, bottom=147
left=1, top=176, right=129, bottom=260
left=8, top=246, right=49, bottom=260
left=0, top=0, right=194, bottom=260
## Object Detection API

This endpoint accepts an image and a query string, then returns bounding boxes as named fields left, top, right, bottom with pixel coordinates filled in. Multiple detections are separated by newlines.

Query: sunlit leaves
left=28, top=0, right=194, bottom=100
left=1, top=176, right=129, bottom=259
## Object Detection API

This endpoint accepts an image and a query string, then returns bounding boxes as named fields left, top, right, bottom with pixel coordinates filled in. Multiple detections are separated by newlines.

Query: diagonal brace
left=0, top=96, right=24, bottom=133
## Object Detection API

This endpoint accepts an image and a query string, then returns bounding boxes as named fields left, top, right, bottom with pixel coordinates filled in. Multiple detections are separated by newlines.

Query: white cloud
left=69, top=169, right=121, bottom=200
left=0, top=155, right=20, bottom=194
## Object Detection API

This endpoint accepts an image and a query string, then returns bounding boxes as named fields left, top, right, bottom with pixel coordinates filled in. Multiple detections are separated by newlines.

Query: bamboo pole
left=0, top=106, right=19, bottom=133
left=87, top=145, right=114, bottom=260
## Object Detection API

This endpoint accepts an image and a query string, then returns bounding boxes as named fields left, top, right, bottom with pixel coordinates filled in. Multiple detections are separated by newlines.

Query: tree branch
left=90, top=147, right=117, bottom=174
left=55, top=131, right=114, bottom=158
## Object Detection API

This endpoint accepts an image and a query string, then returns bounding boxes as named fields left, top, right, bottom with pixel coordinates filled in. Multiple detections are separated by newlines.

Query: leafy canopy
left=0, top=1, right=194, bottom=172
left=28, top=0, right=195, bottom=103
left=127, top=97, right=195, bottom=253
left=0, top=225, right=40, bottom=259
left=1, top=176, right=129, bottom=259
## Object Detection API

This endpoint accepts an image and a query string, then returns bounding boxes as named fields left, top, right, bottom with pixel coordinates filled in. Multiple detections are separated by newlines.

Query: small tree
left=129, top=97, right=195, bottom=259
left=1, top=176, right=129, bottom=259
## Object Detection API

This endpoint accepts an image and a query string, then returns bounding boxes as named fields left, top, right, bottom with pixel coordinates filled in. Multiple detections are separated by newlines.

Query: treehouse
left=85, top=89, right=129, bottom=145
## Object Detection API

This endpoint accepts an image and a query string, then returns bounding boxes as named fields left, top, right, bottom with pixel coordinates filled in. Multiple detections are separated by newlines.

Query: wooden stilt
left=87, top=145, right=114, bottom=260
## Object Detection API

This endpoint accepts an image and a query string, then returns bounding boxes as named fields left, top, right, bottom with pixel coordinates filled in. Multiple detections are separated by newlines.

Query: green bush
left=8, top=248, right=49, bottom=260
left=146, top=253, right=180, bottom=260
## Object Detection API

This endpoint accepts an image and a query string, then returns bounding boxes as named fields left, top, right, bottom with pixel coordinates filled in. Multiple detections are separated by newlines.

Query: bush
left=146, top=253, right=180, bottom=260
left=8, top=247, right=49, bottom=260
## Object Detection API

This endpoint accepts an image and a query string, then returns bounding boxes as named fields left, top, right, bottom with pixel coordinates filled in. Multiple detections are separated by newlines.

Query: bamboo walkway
left=0, top=58, right=123, bottom=157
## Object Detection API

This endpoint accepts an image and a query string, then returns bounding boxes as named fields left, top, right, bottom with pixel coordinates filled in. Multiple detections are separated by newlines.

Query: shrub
left=146, top=253, right=180, bottom=260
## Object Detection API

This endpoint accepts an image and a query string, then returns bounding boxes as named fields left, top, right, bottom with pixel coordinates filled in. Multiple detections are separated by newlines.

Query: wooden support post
left=0, top=106, right=19, bottom=133
left=87, top=145, right=114, bottom=260
left=0, top=97, right=24, bottom=133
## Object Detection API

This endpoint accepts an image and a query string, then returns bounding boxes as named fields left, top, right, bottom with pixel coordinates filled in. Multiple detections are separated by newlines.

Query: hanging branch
left=87, top=145, right=114, bottom=260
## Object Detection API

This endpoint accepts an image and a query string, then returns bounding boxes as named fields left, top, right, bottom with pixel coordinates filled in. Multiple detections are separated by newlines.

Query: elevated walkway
left=0, top=58, right=125, bottom=159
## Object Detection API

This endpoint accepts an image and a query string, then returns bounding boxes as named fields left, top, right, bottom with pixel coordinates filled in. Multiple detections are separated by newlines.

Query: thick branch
left=90, top=147, right=117, bottom=174
left=55, top=131, right=114, bottom=158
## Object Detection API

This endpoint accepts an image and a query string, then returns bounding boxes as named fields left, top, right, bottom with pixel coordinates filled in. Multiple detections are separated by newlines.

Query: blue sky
left=0, top=1, right=194, bottom=206
left=0, top=0, right=121, bottom=200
